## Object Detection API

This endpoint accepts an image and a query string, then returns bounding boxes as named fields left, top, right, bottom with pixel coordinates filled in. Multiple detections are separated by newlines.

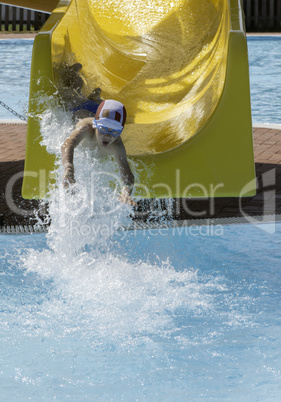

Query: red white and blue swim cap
left=95, top=100, right=127, bottom=131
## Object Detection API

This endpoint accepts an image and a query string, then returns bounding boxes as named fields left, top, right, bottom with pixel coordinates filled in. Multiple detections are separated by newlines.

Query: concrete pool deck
left=0, top=121, right=281, bottom=228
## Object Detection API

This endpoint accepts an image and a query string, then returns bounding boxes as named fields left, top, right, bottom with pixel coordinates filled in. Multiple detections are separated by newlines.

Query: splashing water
left=39, top=107, right=132, bottom=255
left=22, top=109, right=208, bottom=345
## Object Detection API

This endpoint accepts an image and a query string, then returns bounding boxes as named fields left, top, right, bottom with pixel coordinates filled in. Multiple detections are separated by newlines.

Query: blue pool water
left=0, top=39, right=33, bottom=120
left=1, top=221, right=281, bottom=400
left=247, top=36, right=281, bottom=124
left=0, top=36, right=281, bottom=123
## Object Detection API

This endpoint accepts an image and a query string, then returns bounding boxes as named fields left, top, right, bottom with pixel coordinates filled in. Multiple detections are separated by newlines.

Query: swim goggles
left=93, top=118, right=123, bottom=138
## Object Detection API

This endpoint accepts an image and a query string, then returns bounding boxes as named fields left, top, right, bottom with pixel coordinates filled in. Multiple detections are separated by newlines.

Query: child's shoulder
left=75, top=117, right=94, bottom=130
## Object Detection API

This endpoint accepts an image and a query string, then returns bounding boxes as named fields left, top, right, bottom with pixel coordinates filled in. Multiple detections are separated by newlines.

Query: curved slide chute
left=21, top=0, right=256, bottom=199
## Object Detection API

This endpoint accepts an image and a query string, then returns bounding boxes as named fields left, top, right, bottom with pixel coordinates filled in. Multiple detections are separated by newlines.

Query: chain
left=0, top=100, right=27, bottom=121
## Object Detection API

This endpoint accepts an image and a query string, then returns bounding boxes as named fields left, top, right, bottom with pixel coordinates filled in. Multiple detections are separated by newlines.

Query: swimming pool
left=1, top=219, right=281, bottom=400
left=1, top=35, right=281, bottom=400
left=0, top=36, right=281, bottom=123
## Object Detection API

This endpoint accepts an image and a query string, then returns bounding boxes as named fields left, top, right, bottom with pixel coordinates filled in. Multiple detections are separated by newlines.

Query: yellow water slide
left=21, top=0, right=256, bottom=199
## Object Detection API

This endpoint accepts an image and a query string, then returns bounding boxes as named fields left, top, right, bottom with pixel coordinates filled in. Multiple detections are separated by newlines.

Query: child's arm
left=113, top=139, right=136, bottom=205
left=61, top=122, right=90, bottom=187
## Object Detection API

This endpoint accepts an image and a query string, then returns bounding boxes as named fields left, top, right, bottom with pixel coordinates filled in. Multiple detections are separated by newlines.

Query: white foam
left=17, top=108, right=213, bottom=341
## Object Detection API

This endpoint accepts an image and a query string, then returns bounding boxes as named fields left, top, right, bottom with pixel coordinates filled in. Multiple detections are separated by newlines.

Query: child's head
left=93, top=100, right=127, bottom=147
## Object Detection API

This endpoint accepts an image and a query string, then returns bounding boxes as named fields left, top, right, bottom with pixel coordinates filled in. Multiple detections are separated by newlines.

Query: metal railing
left=243, top=0, right=281, bottom=32
left=0, top=2, right=280, bottom=33
left=0, top=4, right=49, bottom=32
